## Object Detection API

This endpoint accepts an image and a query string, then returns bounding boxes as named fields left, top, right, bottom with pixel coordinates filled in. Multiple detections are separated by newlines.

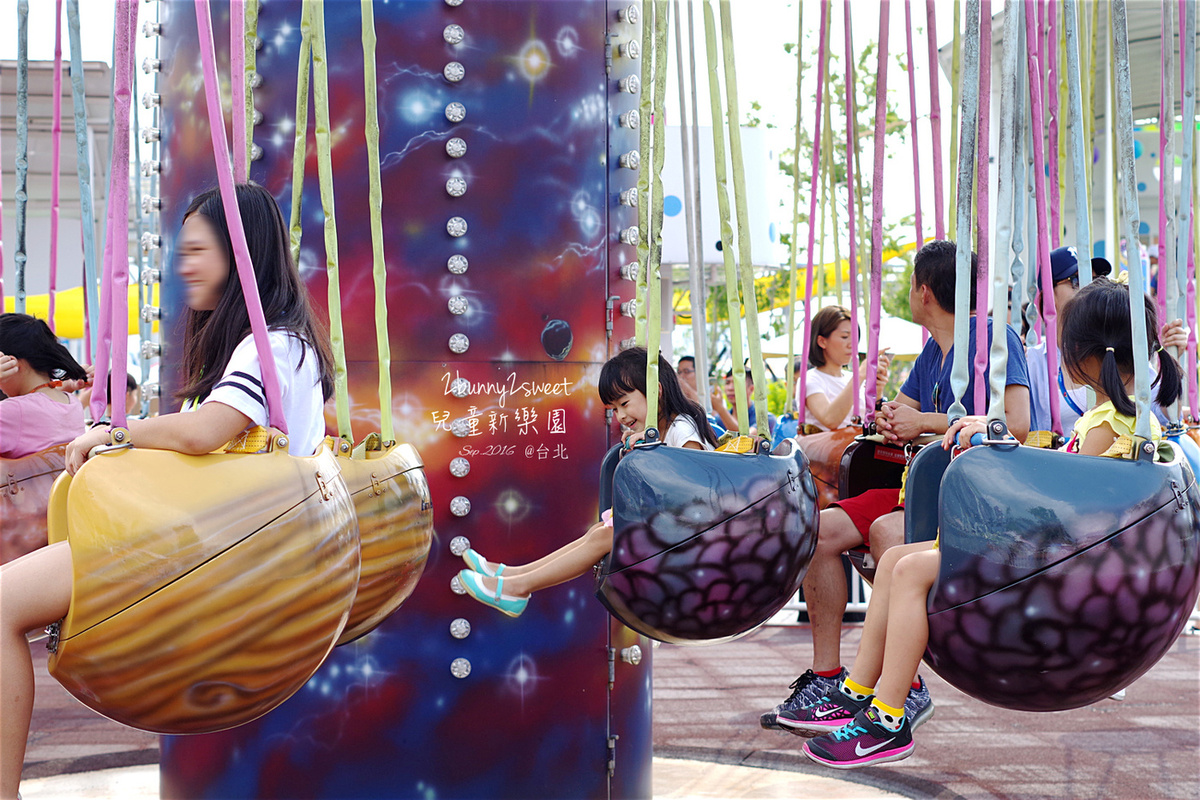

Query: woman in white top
left=799, top=306, right=891, bottom=432
left=0, top=183, right=335, bottom=798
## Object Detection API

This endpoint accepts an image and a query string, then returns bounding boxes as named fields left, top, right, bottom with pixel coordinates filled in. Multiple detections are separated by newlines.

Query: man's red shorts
left=829, top=488, right=904, bottom=545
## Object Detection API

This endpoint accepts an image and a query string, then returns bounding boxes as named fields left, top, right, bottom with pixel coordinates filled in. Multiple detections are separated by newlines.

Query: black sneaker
left=905, top=676, right=935, bottom=731
left=803, top=705, right=915, bottom=769
left=759, top=668, right=846, bottom=730
left=776, top=689, right=872, bottom=737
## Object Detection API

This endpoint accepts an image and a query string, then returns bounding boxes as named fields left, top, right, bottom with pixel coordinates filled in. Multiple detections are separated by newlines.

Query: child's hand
left=1160, top=318, right=1189, bottom=352
left=65, top=426, right=114, bottom=475
left=622, top=429, right=647, bottom=450
left=943, top=416, right=988, bottom=451
left=60, top=363, right=95, bottom=393
left=0, top=352, right=18, bottom=383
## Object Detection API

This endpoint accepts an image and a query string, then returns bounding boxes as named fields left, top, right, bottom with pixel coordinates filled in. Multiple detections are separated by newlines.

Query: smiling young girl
left=456, top=347, right=718, bottom=617
left=0, top=183, right=334, bottom=799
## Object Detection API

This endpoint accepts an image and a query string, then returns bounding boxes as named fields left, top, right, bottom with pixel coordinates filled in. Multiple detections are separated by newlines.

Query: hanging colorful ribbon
left=1025, top=0, right=1062, bottom=435
left=947, top=0, right=962, bottom=240
left=49, top=0, right=64, bottom=330
left=90, top=0, right=138, bottom=427
left=1158, top=3, right=1177, bottom=330
left=984, top=0, right=1022, bottom=430
left=1171, top=0, right=1196, bottom=421
left=307, top=0, right=353, bottom=442
left=231, top=0, right=248, bottom=182
left=903, top=0, right=924, bottom=248
left=701, top=0, right=747, bottom=434
left=925, top=0, right=946, bottom=240
left=635, top=0, right=654, bottom=345
left=864, top=1, right=891, bottom=421
left=972, top=1, right=992, bottom=416
left=66, top=0, right=100, bottom=359
left=195, top=0, right=288, bottom=432
left=1047, top=0, right=1062, bottom=249
left=1112, top=0, right=1154, bottom=445
left=783, top=2, right=804, bottom=418
left=643, top=0, right=668, bottom=425
left=15, top=0, right=30, bottom=314
left=843, top=0, right=861, bottom=417
left=288, top=10, right=313, bottom=267
left=796, top=0, right=830, bottom=419
left=946, top=0, right=979, bottom=423
left=360, top=0, right=393, bottom=443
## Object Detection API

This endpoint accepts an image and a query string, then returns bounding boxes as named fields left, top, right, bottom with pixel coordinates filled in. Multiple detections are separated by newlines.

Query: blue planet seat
left=920, top=440, right=1200, bottom=711
left=595, top=433, right=819, bottom=645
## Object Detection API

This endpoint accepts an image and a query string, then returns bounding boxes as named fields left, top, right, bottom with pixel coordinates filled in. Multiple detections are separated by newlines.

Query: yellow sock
left=870, top=697, right=905, bottom=731
left=840, top=677, right=874, bottom=701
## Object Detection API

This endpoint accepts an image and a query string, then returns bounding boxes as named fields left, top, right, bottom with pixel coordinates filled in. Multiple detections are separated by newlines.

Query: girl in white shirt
left=0, top=183, right=334, bottom=798
left=456, top=347, right=717, bottom=617
left=800, top=306, right=891, bottom=432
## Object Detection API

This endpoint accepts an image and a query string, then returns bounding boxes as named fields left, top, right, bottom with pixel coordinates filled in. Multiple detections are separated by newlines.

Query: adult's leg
left=481, top=534, right=594, bottom=578
left=844, top=541, right=935, bottom=691
left=867, top=510, right=906, bottom=566
left=803, top=507, right=864, bottom=672
left=481, top=521, right=613, bottom=597
left=871, top=548, right=940, bottom=709
left=1, top=541, right=73, bottom=799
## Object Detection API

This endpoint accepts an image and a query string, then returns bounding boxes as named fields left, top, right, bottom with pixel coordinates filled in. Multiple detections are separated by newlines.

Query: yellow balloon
left=3, top=285, right=159, bottom=339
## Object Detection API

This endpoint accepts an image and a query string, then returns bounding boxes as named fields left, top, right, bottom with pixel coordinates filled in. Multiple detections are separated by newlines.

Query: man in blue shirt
left=761, top=239, right=1031, bottom=733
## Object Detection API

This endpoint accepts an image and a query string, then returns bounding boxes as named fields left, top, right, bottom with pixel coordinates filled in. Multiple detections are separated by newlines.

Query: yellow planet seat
left=44, top=429, right=361, bottom=734
left=1, top=444, right=68, bottom=563
left=332, top=433, right=433, bottom=645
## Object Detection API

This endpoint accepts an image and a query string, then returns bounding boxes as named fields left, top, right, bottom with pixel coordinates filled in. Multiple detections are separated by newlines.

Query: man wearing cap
left=1026, top=246, right=1089, bottom=434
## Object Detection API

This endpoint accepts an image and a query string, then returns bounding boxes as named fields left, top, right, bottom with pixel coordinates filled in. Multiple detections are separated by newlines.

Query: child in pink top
left=0, top=314, right=88, bottom=459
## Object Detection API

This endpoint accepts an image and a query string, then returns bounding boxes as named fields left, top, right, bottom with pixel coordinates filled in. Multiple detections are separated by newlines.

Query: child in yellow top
left=788, top=277, right=1182, bottom=769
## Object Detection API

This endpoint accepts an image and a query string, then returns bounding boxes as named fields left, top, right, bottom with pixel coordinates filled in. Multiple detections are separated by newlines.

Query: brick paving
left=23, top=623, right=1200, bottom=799
left=652, top=623, right=1200, bottom=800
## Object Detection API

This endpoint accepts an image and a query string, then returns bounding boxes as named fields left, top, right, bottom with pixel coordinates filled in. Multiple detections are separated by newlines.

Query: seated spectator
left=0, top=313, right=88, bottom=459
left=676, top=355, right=726, bottom=436
left=800, top=305, right=891, bottom=433
left=714, top=367, right=775, bottom=440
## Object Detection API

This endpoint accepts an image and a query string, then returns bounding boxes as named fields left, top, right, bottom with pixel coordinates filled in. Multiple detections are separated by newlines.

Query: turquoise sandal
left=457, top=570, right=529, bottom=617
left=462, top=548, right=505, bottom=577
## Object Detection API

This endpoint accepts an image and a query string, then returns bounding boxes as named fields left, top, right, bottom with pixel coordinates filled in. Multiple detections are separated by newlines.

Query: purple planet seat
left=925, top=442, right=1200, bottom=711
left=595, top=437, right=819, bottom=645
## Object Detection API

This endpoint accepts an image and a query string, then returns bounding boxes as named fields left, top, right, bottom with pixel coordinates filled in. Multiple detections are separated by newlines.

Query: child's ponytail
left=1098, top=346, right=1135, bottom=418
left=1151, top=344, right=1183, bottom=412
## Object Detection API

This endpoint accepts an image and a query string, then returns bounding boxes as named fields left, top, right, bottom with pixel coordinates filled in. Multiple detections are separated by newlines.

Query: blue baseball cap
left=1050, top=246, right=1079, bottom=283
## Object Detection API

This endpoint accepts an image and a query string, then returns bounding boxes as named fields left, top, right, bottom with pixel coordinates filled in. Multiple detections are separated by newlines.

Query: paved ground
left=653, top=624, right=1200, bottom=800
left=22, top=622, right=1200, bottom=799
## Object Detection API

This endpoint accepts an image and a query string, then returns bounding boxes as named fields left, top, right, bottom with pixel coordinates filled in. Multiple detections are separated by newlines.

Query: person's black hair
left=599, top=346, right=718, bottom=447
left=677, top=355, right=695, bottom=367
left=1060, top=278, right=1181, bottom=418
left=107, top=371, right=138, bottom=399
left=0, top=313, right=88, bottom=383
left=176, top=182, right=334, bottom=404
left=808, top=305, right=853, bottom=368
left=912, top=239, right=977, bottom=314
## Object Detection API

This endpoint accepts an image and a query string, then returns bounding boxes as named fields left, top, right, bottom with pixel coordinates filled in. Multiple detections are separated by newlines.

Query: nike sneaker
left=905, top=676, right=935, bottom=731
left=802, top=705, right=915, bottom=769
left=759, top=669, right=846, bottom=730
left=775, top=688, right=871, bottom=737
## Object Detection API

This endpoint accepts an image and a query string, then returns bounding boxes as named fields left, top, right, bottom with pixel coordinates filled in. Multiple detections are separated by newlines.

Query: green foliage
left=766, top=377, right=791, bottom=417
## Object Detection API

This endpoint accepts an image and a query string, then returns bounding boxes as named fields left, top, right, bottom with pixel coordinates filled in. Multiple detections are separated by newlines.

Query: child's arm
left=1076, top=420, right=1119, bottom=456
left=64, top=401, right=253, bottom=474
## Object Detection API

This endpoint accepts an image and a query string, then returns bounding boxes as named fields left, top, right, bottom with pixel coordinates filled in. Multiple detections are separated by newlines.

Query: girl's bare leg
left=845, top=541, right=935, bottom=691
left=1, top=541, right=73, bottom=800
left=481, top=521, right=612, bottom=597
left=871, top=548, right=940, bottom=710
left=489, top=534, right=595, bottom=578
